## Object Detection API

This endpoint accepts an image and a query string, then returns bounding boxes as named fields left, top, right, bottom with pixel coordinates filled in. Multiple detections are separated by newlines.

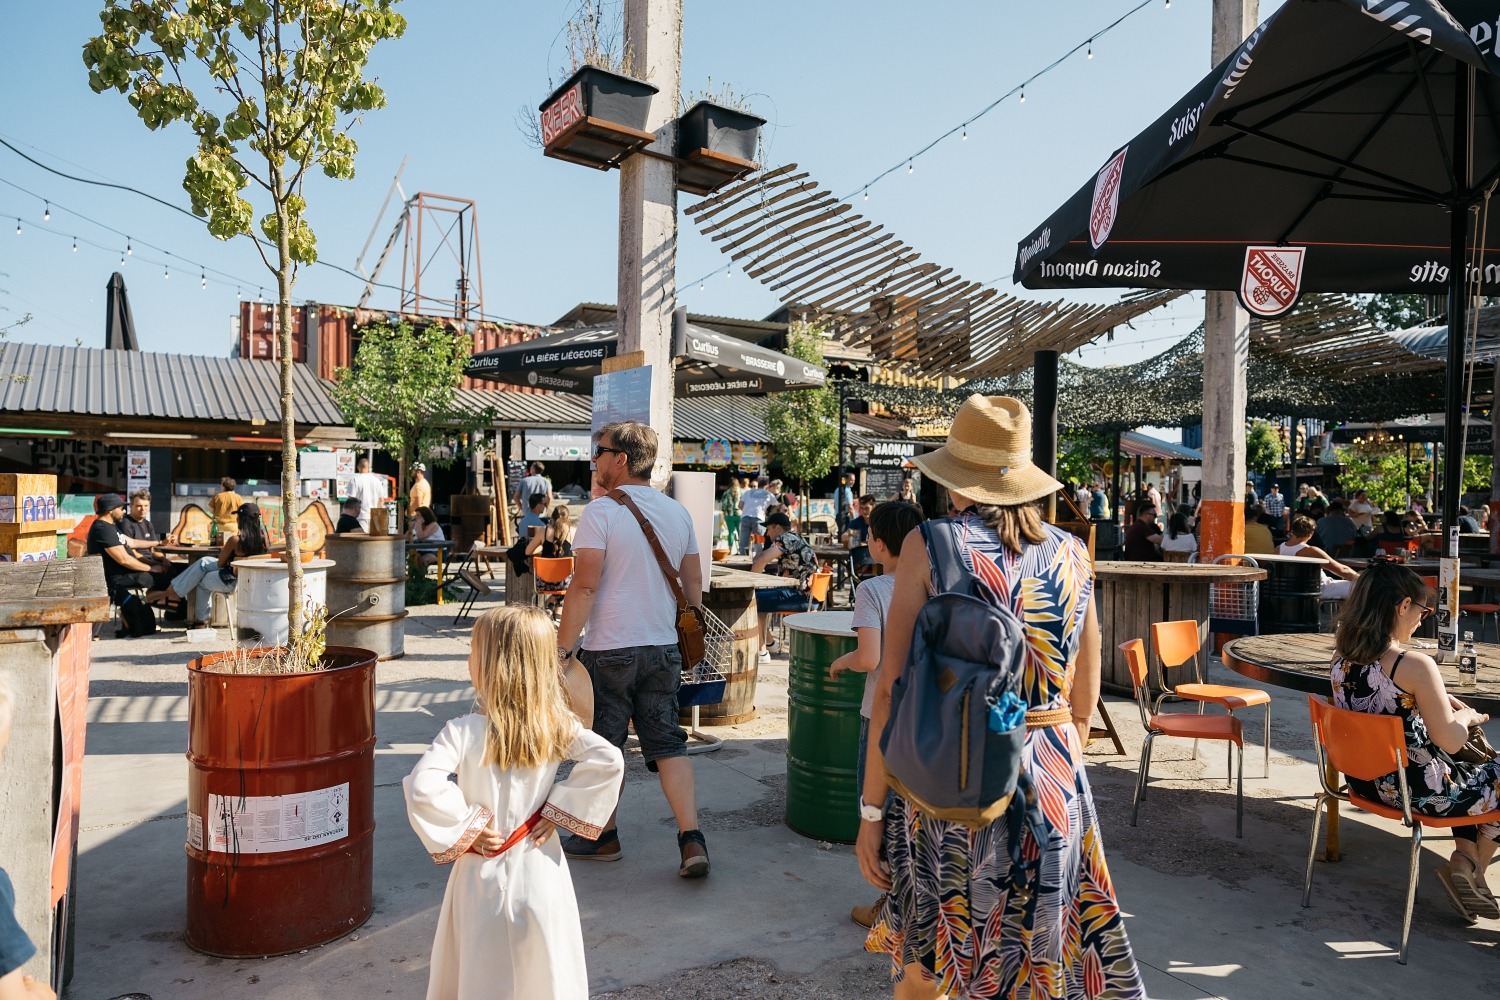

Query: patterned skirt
left=865, top=725, right=1144, bottom=1000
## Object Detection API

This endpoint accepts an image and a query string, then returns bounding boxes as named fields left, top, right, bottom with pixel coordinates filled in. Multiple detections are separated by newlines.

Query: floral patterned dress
left=866, top=514, right=1144, bottom=1000
left=1331, top=653, right=1500, bottom=840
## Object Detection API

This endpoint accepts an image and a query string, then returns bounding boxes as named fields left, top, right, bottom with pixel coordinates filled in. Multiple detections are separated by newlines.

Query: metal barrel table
left=1249, top=553, right=1327, bottom=634
left=785, top=610, right=862, bottom=844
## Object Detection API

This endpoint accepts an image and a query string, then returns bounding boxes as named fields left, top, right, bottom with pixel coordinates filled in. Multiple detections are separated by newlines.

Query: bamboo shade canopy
left=685, top=165, right=1185, bottom=378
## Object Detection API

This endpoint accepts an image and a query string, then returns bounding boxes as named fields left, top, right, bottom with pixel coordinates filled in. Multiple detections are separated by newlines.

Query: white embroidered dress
left=403, top=715, right=624, bottom=1000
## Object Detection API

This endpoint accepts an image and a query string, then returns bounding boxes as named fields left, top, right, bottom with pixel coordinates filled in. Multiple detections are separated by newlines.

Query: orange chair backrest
left=1307, top=695, right=1407, bottom=781
left=1419, top=575, right=1438, bottom=590
left=534, top=556, right=574, bottom=587
left=808, top=571, right=832, bottom=604
left=1119, top=638, right=1154, bottom=727
left=1151, top=619, right=1201, bottom=668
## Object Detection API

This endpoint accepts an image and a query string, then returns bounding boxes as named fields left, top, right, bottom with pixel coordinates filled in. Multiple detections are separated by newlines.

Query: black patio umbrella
left=104, top=272, right=139, bottom=351
left=463, top=307, right=827, bottom=397
left=1013, top=0, right=1500, bottom=529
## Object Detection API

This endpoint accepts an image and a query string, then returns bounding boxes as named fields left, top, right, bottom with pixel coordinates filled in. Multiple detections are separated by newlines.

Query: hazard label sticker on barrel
left=187, top=812, right=203, bottom=851
left=206, top=783, right=350, bottom=855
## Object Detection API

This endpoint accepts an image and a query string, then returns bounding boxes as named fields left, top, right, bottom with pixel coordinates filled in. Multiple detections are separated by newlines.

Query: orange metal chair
left=1302, top=695, right=1500, bottom=963
left=805, top=570, right=833, bottom=612
left=532, top=556, right=574, bottom=619
left=1120, top=638, right=1244, bottom=837
left=1151, top=619, right=1273, bottom=777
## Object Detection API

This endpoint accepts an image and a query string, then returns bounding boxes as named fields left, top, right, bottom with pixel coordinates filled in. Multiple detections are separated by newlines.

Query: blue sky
left=0, top=1, right=1280, bottom=368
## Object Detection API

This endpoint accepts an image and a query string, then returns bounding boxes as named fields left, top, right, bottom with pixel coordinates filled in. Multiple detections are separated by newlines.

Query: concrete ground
left=66, top=593, right=1500, bottom=999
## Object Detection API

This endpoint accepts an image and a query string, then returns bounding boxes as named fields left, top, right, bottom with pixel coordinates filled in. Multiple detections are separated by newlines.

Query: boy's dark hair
left=869, top=501, right=924, bottom=555
left=858, top=494, right=877, bottom=506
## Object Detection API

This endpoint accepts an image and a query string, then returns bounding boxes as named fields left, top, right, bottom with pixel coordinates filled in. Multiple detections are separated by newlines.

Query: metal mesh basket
left=1209, top=553, right=1261, bottom=636
left=678, top=608, right=731, bottom=708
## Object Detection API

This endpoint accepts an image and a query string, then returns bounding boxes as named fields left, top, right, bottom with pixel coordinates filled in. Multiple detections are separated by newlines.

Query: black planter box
left=676, top=100, right=766, bottom=195
left=540, top=65, right=660, bottom=170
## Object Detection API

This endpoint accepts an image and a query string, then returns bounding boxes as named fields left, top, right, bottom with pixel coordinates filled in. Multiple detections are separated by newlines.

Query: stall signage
left=682, top=376, right=763, bottom=396
left=31, top=439, right=129, bottom=485
left=869, top=440, right=915, bottom=468
left=541, top=82, right=585, bottom=145
left=525, top=431, right=592, bottom=461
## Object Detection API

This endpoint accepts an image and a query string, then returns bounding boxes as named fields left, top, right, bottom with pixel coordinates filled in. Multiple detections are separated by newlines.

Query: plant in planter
left=522, top=0, right=659, bottom=168
left=84, top=0, right=401, bottom=957
left=184, top=603, right=378, bottom=956
left=677, top=78, right=767, bottom=196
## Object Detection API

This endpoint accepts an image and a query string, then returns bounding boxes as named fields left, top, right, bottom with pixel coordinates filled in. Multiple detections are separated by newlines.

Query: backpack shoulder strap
left=922, top=519, right=969, bottom=595
left=606, top=488, right=688, bottom=611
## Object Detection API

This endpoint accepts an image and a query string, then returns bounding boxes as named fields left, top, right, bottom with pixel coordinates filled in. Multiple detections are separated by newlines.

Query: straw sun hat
left=910, top=395, right=1062, bottom=506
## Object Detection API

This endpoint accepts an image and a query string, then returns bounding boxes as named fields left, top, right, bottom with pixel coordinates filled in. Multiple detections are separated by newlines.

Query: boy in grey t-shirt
left=827, top=500, right=924, bottom=930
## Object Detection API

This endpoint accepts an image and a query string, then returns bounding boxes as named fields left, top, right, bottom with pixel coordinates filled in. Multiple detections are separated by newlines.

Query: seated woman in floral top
left=1331, top=561, right=1500, bottom=922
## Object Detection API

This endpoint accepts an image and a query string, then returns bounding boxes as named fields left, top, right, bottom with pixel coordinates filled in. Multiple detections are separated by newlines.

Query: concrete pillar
left=618, top=0, right=683, bottom=487
left=1199, top=0, right=1258, bottom=562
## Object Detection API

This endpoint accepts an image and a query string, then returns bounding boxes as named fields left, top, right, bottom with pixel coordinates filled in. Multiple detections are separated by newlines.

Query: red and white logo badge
left=1239, top=245, right=1305, bottom=318
left=1089, top=146, right=1128, bottom=250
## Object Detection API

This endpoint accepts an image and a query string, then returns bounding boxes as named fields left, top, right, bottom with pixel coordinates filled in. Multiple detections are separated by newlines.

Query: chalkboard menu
left=865, top=468, right=906, bottom=500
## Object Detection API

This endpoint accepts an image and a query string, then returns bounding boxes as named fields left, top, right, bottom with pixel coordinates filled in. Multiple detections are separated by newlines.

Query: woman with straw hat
left=858, top=396, right=1144, bottom=1000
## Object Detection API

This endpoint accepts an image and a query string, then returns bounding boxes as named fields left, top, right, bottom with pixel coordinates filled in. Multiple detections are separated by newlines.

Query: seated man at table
left=841, top=494, right=876, bottom=573
left=1122, top=504, right=1163, bottom=561
left=1243, top=503, right=1276, bottom=555
left=750, top=512, right=819, bottom=662
left=335, top=497, right=363, bottom=534
left=1280, top=514, right=1358, bottom=600
left=1458, top=505, right=1483, bottom=534
left=87, top=494, right=175, bottom=605
left=1311, top=501, right=1359, bottom=553
left=118, top=489, right=177, bottom=573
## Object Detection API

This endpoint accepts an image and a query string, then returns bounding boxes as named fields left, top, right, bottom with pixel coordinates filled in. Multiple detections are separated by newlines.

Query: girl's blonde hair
left=469, top=607, right=575, bottom=769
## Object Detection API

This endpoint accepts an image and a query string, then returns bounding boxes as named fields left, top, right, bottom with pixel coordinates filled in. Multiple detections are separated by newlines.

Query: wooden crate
left=0, top=473, right=59, bottom=525
left=0, top=520, right=67, bottom=563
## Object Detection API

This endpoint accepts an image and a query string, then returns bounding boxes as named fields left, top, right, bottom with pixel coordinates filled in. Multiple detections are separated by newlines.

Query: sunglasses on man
left=593, top=445, right=624, bottom=460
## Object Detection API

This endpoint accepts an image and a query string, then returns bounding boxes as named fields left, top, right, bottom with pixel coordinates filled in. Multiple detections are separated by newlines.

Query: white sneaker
left=757, top=648, right=771, bottom=662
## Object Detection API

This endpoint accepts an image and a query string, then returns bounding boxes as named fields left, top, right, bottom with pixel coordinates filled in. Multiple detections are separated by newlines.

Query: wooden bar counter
left=1094, top=561, right=1266, bottom=697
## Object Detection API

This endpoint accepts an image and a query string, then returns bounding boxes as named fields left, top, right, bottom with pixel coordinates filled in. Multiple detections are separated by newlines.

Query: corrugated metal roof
left=451, top=389, right=593, bottom=428
left=0, top=342, right=343, bottom=425
left=1121, top=430, right=1201, bottom=462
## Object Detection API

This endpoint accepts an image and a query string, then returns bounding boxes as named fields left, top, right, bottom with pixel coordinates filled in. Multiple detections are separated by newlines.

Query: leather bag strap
left=606, top=488, right=689, bottom=611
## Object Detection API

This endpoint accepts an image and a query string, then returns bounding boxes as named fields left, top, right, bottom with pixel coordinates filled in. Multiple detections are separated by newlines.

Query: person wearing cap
left=857, top=395, right=1144, bottom=999
left=408, top=462, right=432, bottom=526
left=87, top=494, right=173, bottom=605
left=750, top=511, right=820, bottom=661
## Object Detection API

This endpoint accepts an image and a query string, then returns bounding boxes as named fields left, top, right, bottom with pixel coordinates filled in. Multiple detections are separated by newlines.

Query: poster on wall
left=703, top=439, right=731, bottom=468
left=592, top=366, right=653, bottom=439
left=731, top=442, right=767, bottom=470
left=126, top=450, right=150, bottom=494
left=672, top=440, right=706, bottom=465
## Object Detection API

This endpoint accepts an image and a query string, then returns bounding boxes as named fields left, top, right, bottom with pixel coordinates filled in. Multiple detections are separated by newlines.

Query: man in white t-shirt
left=556, top=420, right=709, bottom=879
left=737, top=475, right=775, bottom=554
left=347, top=457, right=386, bottom=532
left=1346, top=489, right=1376, bottom=532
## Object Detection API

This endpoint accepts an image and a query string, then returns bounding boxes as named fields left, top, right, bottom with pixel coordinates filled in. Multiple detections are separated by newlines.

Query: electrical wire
left=683, top=0, right=1161, bottom=292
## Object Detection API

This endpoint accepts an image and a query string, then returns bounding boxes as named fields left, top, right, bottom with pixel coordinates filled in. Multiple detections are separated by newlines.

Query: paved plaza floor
left=65, top=597, right=1500, bottom=998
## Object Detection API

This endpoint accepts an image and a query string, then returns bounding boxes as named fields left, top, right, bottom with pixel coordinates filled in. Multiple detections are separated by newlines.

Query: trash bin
left=785, top=611, right=862, bottom=844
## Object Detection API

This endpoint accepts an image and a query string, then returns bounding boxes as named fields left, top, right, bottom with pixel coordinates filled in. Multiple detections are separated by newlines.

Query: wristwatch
left=557, top=644, right=576, bottom=663
left=859, top=798, right=884, bottom=823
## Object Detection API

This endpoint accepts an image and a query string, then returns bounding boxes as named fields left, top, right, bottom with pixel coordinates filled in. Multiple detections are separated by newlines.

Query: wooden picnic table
left=1222, top=632, right=1500, bottom=862
left=1094, top=561, right=1266, bottom=697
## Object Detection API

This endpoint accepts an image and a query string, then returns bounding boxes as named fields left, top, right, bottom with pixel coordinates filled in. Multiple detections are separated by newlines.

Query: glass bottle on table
left=1459, top=631, right=1478, bottom=689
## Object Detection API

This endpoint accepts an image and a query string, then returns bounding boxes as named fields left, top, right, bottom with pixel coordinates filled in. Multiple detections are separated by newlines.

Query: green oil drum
left=785, top=611, right=862, bottom=844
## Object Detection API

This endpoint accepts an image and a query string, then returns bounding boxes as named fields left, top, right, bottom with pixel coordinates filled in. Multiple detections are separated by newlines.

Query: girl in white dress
left=404, top=606, right=624, bottom=1000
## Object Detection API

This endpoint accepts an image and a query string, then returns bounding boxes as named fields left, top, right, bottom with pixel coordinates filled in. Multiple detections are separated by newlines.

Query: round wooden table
left=1222, top=632, right=1500, bottom=862
left=1094, top=561, right=1266, bottom=697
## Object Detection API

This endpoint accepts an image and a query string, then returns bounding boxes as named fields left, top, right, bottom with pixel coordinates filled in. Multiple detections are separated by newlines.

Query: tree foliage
left=1361, top=293, right=1432, bottom=332
left=764, top=324, right=839, bottom=487
left=1057, top=430, right=1110, bottom=487
left=84, top=0, right=405, bottom=653
left=329, top=321, right=472, bottom=493
left=1245, top=419, right=1282, bottom=475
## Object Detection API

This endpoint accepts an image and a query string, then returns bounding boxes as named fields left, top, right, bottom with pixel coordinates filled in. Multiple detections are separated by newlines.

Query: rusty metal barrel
left=323, top=534, right=408, bottom=659
left=185, top=646, right=377, bottom=957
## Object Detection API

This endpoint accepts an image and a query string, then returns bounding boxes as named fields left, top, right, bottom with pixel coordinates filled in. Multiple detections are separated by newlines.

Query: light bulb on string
left=699, top=282, right=705, bottom=292
left=163, top=265, right=169, bottom=280
left=201, top=271, right=207, bottom=289
left=1164, top=0, right=1171, bottom=8
left=1087, top=40, right=1093, bottom=59
left=907, top=161, right=914, bottom=174
left=71, top=237, right=77, bottom=252
left=126, top=238, right=132, bottom=255
left=962, top=129, right=968, bottom=141
left=1019, top=88, right=1026, bottom=104
left=257, top=288, right=264, bottom=302
left=42, top=202, right=49, bottom=222
left=863, top=189, right=869, bottom=200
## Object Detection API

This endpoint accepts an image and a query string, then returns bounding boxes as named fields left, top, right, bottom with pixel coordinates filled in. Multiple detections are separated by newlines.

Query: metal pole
left=1033, top=350, right=1060, bottom=521
left=1444, top=66, right=1475, bottom=531
left=1112, top=430, right=1122, bottom=524
left=1288, top=416, right=1299, bottom=530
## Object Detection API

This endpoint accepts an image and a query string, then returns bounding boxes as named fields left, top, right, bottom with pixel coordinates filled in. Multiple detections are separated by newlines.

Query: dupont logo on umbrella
left=1089, top=146, right=1128, bottom=250
left=1239, top=245, right=1305, bottom=318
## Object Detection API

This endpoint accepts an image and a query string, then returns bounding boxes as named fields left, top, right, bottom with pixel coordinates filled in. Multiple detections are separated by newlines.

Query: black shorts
left=579, top=644, right=686, bottom=771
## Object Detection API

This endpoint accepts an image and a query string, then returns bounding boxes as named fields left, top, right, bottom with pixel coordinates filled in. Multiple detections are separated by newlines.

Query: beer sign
left=541, top=82, right=585, bottom=145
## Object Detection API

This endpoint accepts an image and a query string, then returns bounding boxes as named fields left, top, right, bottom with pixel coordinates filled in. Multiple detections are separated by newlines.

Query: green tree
left=329, top=321, right=473, bottom=502
left=85, top=0, right=406, bottom=651
left=1246, top=419, right=1282, bottom=476
left=1362, top=292, right=1431, bottom=332
left=764, top=323, right=839, bottom=497
left=1057, top=430, right=1110, bottom=488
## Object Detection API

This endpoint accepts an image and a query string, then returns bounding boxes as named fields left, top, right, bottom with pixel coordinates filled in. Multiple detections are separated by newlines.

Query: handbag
left=605, top=488, right=706, bottom=668
left=1453, top=724, right=1498, bottom=765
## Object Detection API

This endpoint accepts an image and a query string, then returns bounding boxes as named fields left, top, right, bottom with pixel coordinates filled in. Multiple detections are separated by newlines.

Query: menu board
left=865, top=468, right=906, bottom=500
left=126, top=450, right=150, bottom=495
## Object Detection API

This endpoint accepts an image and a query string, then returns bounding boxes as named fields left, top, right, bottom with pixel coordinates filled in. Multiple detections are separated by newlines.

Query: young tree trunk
left=272, top=166, right=305, bottom=649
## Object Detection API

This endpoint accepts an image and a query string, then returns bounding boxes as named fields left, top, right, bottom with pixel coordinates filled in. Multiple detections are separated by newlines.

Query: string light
left=907, top=161, right=914, bottom=175
left=42, top=202, right=49, bottom=221
left=257, top=288, right=264, bottom=302
left=126, top=238, right=132, bottom=255
left=1020, top=88, right=1026, bottom=104
left=201, top=271, right=207, bottom=289
left=962, top=129, right=968, bottom=141
left=863, top=189, right=869, bottom=200
left=1087, top=40, right=1094, bottom=59
left=163, top=265, right=169, bottom=280
left=71, top=236, right=77, bottom=252
left=1165, top=0, right=1171, bottom=8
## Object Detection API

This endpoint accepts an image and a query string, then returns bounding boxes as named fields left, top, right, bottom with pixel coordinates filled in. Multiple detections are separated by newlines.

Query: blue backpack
left=880, top=521, right=1044, bottom=878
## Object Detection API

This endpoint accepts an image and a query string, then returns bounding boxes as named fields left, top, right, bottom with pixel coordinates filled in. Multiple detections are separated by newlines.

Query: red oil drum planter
left=185, top=646, right=377, bottom=957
